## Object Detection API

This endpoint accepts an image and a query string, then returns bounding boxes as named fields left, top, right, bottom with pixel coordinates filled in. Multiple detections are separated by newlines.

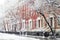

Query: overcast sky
left=0, top=0, right=59, bottom=19
left=0, top=0, right=18, bottom=18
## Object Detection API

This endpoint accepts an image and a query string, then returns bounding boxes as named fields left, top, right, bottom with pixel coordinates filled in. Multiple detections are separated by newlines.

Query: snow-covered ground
left=0, top=33, right=39, bottom=40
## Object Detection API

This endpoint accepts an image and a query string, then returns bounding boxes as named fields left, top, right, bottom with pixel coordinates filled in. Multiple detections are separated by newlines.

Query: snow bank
left=0, top=33, right=39, bottom=40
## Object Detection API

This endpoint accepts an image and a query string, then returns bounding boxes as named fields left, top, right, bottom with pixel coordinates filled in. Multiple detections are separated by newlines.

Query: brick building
left=3, top=0, right=60, bottom=32
left=17, top=0, right=60, bottom=32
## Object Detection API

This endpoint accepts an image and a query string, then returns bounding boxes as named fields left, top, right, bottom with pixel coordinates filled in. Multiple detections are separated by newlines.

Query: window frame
left=28, top=19, right=32, bottom=30
left=22, top=20, right=25, bottom=31
left=36, top=17, right=41, bottom=28
left=49, top=16, right=54, bottom=28
left=57, top=15, right=60, bottom=26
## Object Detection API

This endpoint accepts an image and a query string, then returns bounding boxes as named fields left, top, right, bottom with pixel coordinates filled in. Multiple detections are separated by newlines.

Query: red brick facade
left=17, top=0, right=60, bottom=32
left=4, top=0, right=60, bottom=32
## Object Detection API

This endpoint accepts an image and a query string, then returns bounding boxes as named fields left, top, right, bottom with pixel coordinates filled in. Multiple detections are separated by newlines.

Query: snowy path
left=0, top=33, right=39, bottom=40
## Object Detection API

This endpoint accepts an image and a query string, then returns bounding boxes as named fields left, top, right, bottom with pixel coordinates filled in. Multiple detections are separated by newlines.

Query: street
left=0, top=32, right=60, bottom=40
left=0, top=33, right=39, bottom=40
left=25, top=35, right=60, bottom=40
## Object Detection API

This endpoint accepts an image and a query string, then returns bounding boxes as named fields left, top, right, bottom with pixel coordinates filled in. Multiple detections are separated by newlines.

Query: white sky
left=0, top=0, right=59, bottom=20
left=0, top=0, right=5, bottom=18
left=0, top=0, right=43, bottom=18
left=0, top=0, right=18, bottom=18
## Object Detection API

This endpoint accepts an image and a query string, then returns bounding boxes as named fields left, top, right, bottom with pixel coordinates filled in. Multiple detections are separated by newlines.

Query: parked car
left=20, top=31, right=50, bottom=37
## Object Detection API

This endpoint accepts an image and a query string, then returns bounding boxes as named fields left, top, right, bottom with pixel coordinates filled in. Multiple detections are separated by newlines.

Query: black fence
left=0, top=31, right=20, bottom=35
left=20, top=31, right=50, bottom=37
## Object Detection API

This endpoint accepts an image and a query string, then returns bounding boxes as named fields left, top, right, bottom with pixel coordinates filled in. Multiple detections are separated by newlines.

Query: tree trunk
left=40, top=13, right=54, bottom=35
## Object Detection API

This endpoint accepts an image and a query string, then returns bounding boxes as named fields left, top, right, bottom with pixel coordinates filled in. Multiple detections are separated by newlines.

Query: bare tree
left=3, top=20, right=6, bottom=31
left=30, top=0, right=60, bottom=35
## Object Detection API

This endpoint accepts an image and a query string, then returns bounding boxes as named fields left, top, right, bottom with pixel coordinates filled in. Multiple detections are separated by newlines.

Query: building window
left=22, top=20, right=25, bottom=30
left=57, top=16, right=60, bottom=25
left=38, top=20, right=40, bottom=27
left=12, top=24, right=17, bottom=32
left=36, top=17, right=41, bottom=28
left=49, top=17, right=54, bottom=28
left=29, top=19, right=32, bottom=30
left=50, top=18, right=53, bottom=26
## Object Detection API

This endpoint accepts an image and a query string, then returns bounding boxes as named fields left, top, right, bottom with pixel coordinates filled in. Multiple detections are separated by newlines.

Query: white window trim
left=22, top=20, right=25, bottom=31
left=57, top=15, right=60, bottom=26
left=36, top=17, right=41, bottom=28
left=42, top=18, right=44, bottom=27
left=53, top=17, right=54, bottom=28
left=49, top=15, right=54, bottom=28
left=46, top=17, right=49, bottom=27
left=28, top=19, right=32, bottom=30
